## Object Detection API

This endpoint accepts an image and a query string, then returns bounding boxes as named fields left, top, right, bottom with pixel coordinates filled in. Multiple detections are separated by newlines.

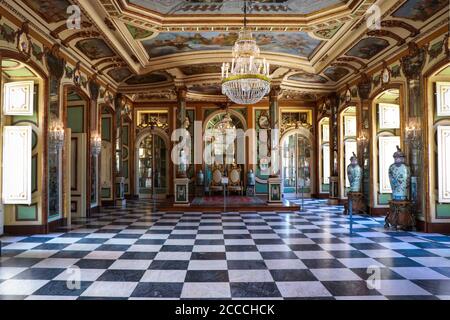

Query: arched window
left=372, top=89, right=401, bottom=207
left=340, top=107, right=357, bottom=198
left=319, top=117, right=330, bottom=194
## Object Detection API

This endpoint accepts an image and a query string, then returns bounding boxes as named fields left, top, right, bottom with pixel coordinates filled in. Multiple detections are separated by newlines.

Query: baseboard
left=4, top=224, right=47, bottom=235
left=416, top=220, right=450, bottom=234
left=369, top=207, right=389, bottom=216
left=48, top=218, right=67, bottom=232
left=313, top=193, right=330, bottom=199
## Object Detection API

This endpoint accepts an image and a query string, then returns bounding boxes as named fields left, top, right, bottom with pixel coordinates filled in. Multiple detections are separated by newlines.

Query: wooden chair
left=209, top=164, right=224, bottom=196
left=227, top=164, right=243, bottom=196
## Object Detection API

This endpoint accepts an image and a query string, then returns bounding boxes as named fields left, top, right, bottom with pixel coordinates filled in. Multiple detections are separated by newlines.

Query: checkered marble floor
left=1, top=199, right=450, bottom=300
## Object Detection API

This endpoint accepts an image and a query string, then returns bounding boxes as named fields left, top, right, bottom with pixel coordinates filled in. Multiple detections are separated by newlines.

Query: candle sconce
left=405, top=119, right=423, bottom=149
left=49, top=118, right=65, bottom=154
left=91, top=132, right=102, bottom=157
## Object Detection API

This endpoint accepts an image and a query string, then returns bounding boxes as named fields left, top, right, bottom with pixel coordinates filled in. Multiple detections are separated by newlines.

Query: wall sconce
left=49, top=119, right=65, bottom=153
left=91, top=132, right=102, bottom=157
left=357, top=132, right=369, bottom=147
left=405, top=119, right=422, bottom=149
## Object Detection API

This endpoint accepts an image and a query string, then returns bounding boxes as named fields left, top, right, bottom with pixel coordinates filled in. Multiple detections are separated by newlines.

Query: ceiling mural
left=128, top=0, right=348, bottom=15
left=22, top=0, right=71, bottom=23
left=126, top=24, right=154, bottom=40
left=323, top=66, right=349, bottom=82
left=346, top=37, right=390, bottom=60
left=75, top=38, right=116, bottom=60
left=142, top=32, right=322, bottom=58
left=180, top=64, right=222, bottom=75
left=288, top=72, right=329, bottom=84
left=107, top=67, right=133, bottom=83
left=125, top=72, right=169, bottom=85
left=392, top=0, right=448, bottom=22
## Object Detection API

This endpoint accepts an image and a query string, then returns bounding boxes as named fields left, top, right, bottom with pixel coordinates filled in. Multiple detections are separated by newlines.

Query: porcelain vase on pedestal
left=388, top=146, right=411, bottom=201
left=347, top=152, right=362, bottom=193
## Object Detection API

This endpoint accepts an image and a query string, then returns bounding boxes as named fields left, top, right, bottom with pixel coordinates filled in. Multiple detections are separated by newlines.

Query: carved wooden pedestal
left=344, top=192, right=366, bottom=215
left=385, top=200, right=415, bottom=231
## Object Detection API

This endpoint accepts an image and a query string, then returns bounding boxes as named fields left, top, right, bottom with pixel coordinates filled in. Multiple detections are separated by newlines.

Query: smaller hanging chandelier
left=221, top=0, right=271, bottom=105
left=215, top=110, right=236, bottom=134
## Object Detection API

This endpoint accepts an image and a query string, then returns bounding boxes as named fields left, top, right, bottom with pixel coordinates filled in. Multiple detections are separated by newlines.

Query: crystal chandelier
left=221, top=0, right=271, bottom=105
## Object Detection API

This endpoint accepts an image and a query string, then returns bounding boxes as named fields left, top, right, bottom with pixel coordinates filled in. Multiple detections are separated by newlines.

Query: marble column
left=268, top=85, right=282, bottom=204
left=45, top=45, right=66, bottom=220
left=401, top=42, right=426, bottom=217
left=174, top=87, right=190, bottom=205
left=114, top=94, right=126, bottom=207
left=88, top=76, right=100, bottom=211
left=328, top=94, right=340, bottom=205
left=357, top=73, right=372, bottom=211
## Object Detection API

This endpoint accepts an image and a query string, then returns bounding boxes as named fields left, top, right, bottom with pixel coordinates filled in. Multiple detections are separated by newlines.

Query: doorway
left=281, top=131, right=313, bottom=198
left=136, top=131, right=169, bottom=199
left=64, top=87, right=90, bottom=218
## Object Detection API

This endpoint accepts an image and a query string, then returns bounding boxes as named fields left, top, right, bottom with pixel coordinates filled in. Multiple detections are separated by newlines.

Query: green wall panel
left=67, top=106, right=84, bottom=133
left=102, top=118, right=111, bottom=141
left=16, top=204, right=37, bottom=221
left=379, top=193, right=392, bottom=205
left=101, top=188, right=111, bottom=198
left=437, top=204, right=450, bottom=218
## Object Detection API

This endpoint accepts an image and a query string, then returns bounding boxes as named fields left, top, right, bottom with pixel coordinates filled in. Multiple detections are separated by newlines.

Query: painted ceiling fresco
left=128, top=0, right=348, bottom=15
left=142, top=32, right=322, bottom=58
left=75, top=38, right=115, bottom=60
left=107, top=67, right=133, bottom=83
left=346, top=37, right=390, bottom=60
left=125, top=72, right=169, bottom=85
left=323, top=66, right=349, bottom=82
left=22, top=0, right=71, bottom=23
left=393, top=0, right=448, bottom=22
left=288, top=72, right=329, bottom=84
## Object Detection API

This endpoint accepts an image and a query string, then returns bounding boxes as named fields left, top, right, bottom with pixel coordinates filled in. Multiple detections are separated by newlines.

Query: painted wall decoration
left=346, top=37, right=390, bottom=60
left=142, top=32, right=322, bottom=58
left=393, top=0, right=448, bottom=22
left=288, top=72, right=329, bottom=84
left=313, top=24, right=343, bottom=40
left=107, top=67, right=133, bottom=83
left=188, top=85, right=222, bottom=95
left=75, top=39, right=115, bottom=60
left=125, top=72, right=169, bottom=85
left=129, top=0, right=348, bottom=15
left=22, top=0, right=71, bottom=23
left=323, top=66, right=349, bottom=82
left=180, top=64, right=222, bottom=75
left=126, top=24, right=154, bottom=40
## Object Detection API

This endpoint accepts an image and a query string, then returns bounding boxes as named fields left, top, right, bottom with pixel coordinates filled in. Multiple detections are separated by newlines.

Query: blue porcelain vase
left=389, top=146, right=411, bottom=201
left=347, top=152, right=362, bottom=193
left=196, top=170, right=204, bottom=186
left=247, top=169, right=256, bottom=186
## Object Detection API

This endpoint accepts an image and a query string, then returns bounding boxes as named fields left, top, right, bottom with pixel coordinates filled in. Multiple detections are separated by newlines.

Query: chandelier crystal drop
left=221, top=2, right=271, bottom=105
